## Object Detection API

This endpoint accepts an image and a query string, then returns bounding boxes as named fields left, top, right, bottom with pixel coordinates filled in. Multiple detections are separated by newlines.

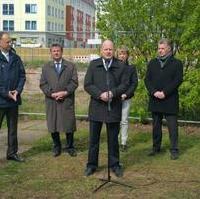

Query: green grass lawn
left=0, top=122, right=200, bottom=199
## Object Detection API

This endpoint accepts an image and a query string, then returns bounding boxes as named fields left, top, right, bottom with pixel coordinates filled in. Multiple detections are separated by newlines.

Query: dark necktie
left=105, top=59, right=110, bottom=70
left=55, top=63, right=61, bottom=74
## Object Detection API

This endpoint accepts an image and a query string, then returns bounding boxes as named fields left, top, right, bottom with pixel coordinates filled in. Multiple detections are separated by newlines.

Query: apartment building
left=0, top=0, right=96, bottom=48
left=65, top=0, right=96, bottom=48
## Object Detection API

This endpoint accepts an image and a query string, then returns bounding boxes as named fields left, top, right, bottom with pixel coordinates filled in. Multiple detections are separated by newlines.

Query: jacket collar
left=94, top=57, right=119, bottom=68
left=156, top=55, right=175, bottom=66
left=50, top=58, right=68, bottom=75
left=0, top=50, right=8, bottom=62
left=0, top=50, right=17, bottom=63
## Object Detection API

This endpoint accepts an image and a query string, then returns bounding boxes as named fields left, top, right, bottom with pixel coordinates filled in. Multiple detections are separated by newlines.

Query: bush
left=179, top=68, right=200, bottom=120
left=130, top=80, right=149, bottom=122
left=130, top=63, right=200, bottom=121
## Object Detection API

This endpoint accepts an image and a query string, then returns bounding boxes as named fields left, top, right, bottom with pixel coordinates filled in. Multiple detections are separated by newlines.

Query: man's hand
left=8, top=90, right=18, bottom=101
left=153, top=91, right=165, bottom=99
left=51, top=91, right=68, bottom=101
left=100, top=91, right=113, bottom=102
left=121, top=94, right=127, bottom=101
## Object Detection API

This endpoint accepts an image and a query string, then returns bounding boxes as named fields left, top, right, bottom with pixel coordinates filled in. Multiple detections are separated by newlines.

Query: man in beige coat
left=40, top=43, right=78, bottom=157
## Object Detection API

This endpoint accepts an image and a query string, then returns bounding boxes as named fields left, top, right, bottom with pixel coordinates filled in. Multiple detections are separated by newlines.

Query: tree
left=96, top=0, right=200, bottom=68
left=96, top=0, right=200, bottom=121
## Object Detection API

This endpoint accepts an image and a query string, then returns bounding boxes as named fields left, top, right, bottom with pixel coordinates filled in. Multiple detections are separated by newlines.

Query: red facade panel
left=66, top=6, right=74, bottom=40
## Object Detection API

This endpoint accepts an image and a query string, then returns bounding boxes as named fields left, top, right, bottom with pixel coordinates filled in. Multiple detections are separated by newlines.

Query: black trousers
left=51, top=132, right=75, bottom=149
left=87, top=120, right=120, bottom=169
left=152, top=112, right=178, bottom=153
left=0, top=106, right=18, bottom=156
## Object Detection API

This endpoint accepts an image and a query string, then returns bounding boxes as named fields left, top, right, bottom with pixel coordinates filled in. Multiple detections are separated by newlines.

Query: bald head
left=0, top=32, right=11, bottom=52
left=101, top=40, right=114, bottom=60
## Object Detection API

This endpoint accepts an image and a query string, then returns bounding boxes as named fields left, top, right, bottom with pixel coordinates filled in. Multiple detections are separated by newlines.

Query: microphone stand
left=93, top=60, right=132, bottom=193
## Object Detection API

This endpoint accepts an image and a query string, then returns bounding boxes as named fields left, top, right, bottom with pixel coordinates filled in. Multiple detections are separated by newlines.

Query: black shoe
left=7, top=154, right=24, bottom=162
left=120, top=145, right=128, bottom=152
left=84, top=167, right=96, bottom=176
left=67, top=148, right=77, bottom=157
left=148, top=149, right=160, bottom=156
left=52, top=146, right=61, bottom=157
left=171, top=153, right=179, bottom=160
left=112, top=166, right=123, bottom=177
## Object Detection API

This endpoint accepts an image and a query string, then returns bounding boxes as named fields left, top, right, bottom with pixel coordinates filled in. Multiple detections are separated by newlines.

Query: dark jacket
left=144, top=56, right=183, bottom=114
left=40, top=59, right=78, bottom=133
left=0, top=50, right=26, bottom=107
left=84, top=57, right=129, bottom=122
left=124, top=64, right=138, bottom=99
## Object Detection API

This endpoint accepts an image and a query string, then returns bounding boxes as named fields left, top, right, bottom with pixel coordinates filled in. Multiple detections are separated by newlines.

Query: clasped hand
left=100, top=91, right=113, bottom=102
left=8, top=90, right=18, bottom=101
left=154, top=91, right=165, bottom=99
left=51, top=91, right=68, bottom=101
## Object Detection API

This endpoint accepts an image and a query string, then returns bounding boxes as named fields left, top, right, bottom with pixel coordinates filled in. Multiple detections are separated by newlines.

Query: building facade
left=65, top=0, right=96, bottom=48
left=0, top=0, right=96, bottom=48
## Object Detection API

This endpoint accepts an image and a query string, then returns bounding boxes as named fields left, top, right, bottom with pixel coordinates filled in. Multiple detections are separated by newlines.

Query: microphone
left=104, top=59, right=111, bottom=111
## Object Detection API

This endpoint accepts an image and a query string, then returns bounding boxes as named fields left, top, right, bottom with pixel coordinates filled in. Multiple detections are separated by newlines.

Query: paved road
left=0, top=120, right=48, bottom=160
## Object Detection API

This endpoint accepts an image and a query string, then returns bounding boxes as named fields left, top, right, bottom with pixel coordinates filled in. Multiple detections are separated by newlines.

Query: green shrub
left=24, top=60, right=47, bottom=69
left=179, top=68, right=200, bottom=120
left=130, top=64, right=200, bottom=121
left=130, top=80, right=149, bottom=122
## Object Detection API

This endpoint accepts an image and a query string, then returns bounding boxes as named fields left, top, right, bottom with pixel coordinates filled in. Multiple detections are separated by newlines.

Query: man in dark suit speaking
left=84, top=40, right=128, bottom=177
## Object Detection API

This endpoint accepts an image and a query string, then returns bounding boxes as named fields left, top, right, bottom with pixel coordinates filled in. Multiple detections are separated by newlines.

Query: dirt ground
left=0, top=68, right=87, bottom=160
left=1, top=118, right=200, bottom=160
left=1, top=68, right=200, bottom=160
left=0, top=120, right=48, bottom=159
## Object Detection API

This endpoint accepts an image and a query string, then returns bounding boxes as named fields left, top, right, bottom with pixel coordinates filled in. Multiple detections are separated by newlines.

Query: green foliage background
left=97, top=0, right=200, bottom=121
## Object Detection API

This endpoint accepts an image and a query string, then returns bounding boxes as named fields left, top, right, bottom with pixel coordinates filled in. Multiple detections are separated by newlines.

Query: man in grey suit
left=40, top=43, right=78, bottom=157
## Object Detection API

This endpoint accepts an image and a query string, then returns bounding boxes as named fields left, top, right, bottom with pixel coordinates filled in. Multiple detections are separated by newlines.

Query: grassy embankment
left=1, top=62, right=200, bottom=198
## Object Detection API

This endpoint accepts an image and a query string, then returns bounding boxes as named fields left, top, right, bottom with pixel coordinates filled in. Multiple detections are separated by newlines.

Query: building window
left=3, top=20, right=14, bottom=31
left=47, top=5, right=51, bottom=16
left=25, top=4, right=37, bottom=13
left=55, top=8, right=57, bottom=17
left=52, top=22, right=54, bottom=31
left=52, top=7, right=54, bottom=16
left=58, top=9, right=61, bottom=18
left=25, top=21, right=37, bottom=30
left=61, top=10, right=64, bottom=19
left=47, top=22, right=51, bottom=31
left=2, top=4, right=14, bottom=15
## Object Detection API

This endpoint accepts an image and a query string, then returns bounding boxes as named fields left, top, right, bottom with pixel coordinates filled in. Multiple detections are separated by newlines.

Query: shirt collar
left=1, top=51, right=9, bottom=57
left=1, top=51, right=9, bottom=61
left=54, top=59, right=62, bottom=64
left=102, top=58, right=113, bottom=70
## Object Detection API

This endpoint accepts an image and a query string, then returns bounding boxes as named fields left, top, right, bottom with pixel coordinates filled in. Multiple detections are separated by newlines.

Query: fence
left=20, top=70, right=200, bottom=126
left=16, top=47, right=99, bottom=62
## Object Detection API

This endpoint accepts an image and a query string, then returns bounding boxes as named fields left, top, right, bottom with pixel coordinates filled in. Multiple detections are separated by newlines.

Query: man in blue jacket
left=0, top=32, right=26, bottom=162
